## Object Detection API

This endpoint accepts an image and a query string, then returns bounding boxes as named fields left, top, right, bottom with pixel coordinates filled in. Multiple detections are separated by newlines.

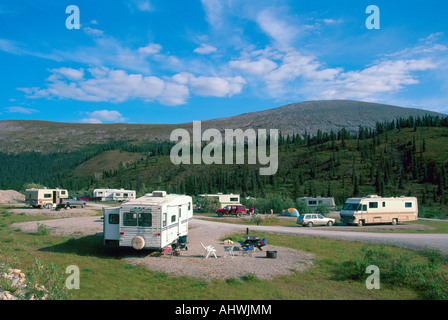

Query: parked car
left=59, top=197, right=87, bottom=209
left=297, top=214, right=335, bottom=227
left=216, top=205, right=247, bottom=217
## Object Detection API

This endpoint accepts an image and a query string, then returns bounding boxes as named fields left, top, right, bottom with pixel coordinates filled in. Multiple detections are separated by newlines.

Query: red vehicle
left=217, top=205, right=247, bottom=217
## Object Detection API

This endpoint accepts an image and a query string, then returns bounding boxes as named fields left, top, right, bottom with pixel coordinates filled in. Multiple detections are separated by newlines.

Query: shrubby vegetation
left=337, top=245, right=448, bottom=300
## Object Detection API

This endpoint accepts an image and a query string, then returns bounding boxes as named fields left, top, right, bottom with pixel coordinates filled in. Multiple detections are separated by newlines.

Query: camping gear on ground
left=241, top=244, right=255, bottom=257
left=241, top=236, right=266, bottom=251
left=223, top=245, right=236, bottom=258
left=266, top=251, right=277, bottom=259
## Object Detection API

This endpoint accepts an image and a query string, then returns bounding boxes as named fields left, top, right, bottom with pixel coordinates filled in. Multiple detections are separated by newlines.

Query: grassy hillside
left=1, top=115, right=447, bottom=218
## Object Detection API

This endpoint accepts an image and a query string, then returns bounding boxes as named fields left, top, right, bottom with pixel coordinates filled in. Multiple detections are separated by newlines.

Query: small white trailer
left=340, top=195, right=418, bottom=226
left=297, top=197, right=336, bottom=210
left=103, top=191, right=193, bottom=250
left=93, top=188, right=136, bottom=202
left=196, top=193, right=240, bottom=209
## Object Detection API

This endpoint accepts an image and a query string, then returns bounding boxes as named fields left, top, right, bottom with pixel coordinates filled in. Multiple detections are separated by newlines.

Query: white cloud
left=256, top=9, right=300, bottom=49
left=81, top=110, right=127, bottom=124
left=83, top=27, right=104, bottom=36
left=20, top=67, right=246, bottom=106
left=194, top=44, right=217, bottom=55
left=5, top=106, right=39, bottom=114
left=133, top=0, right=153, bottom=12
left=138, top=43, right=162, bottom=55
left=48, top=67, right=84, bottom=81
left=318, top=59, right=436, bottom=100
left=229, top=58, right=277, bottom=75
left=201, top=0, right=224, bottom=29
left=157, top=82, right=190, bottom=106
left=189, top=75, right=246, bottom=97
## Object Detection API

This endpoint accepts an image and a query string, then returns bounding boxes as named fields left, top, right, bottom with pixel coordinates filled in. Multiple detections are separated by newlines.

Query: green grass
left=1, top=207, right=447, bottom=300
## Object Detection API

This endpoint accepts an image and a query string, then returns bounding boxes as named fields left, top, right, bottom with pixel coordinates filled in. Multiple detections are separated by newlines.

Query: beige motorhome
left=340, top=195, right=418, bottom=226
left=25, top=188, right=69, bottom=209
left=197, top=193, right=240, bottom=209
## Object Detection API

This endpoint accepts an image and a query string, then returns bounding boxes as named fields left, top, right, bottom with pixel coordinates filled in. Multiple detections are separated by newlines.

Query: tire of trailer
left=392, top=218, right=398, bottom=225
left=132, top=236, right=145, bottom=250
left=358, top=220, right=364, bottom=227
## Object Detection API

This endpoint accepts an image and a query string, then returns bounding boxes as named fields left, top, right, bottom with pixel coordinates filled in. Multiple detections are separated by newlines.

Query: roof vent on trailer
left=366, top=195, right=379, bottom=198
left=152, top=191, right=167, bottom=197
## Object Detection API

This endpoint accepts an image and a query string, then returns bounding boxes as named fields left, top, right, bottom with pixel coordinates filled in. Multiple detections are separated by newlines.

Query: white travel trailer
left=340, top=195, right=418, bottom=226
left=25, top=188, right=69, bottom=208
left=93, top=189, right=136, bottom=202
left=297, top=197, right=336, bottom=210
left=103, top=191, right=193, bottom=250
left=197, top=193, right=240, bottom=209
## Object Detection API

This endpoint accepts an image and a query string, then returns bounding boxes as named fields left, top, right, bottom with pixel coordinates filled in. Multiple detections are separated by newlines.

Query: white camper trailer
left=297, top=197, right=336, bottom=210
left=196, top=193, right=240, bottom=209
left=93, top=189, right=136, bottom=202
left=103, top=191, right=193, bottom=250
left=25, top=188, right=69, bottom=208
left=340, top=195, right=418, bottom=226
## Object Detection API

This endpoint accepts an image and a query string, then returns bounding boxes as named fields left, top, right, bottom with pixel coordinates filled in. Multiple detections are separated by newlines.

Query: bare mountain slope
left=201, top=100, right=443, bottom=136
left=0, top=100, right=443, bottom=153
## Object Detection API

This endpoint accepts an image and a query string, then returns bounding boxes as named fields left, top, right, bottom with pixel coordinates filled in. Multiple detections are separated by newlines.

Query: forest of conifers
left=1, top=114, right=447, bottom=215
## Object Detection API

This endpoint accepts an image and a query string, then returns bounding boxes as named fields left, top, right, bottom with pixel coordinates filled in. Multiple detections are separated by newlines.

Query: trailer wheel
left=358, top=220, right=364, bottom=227
left=132, top=236, right=145, bottom=250
left=391, top=218, right=398, bottom=225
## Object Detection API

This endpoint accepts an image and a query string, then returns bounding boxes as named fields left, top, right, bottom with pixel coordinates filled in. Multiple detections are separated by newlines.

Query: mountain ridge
left=0, top=100, right=444, bottom=153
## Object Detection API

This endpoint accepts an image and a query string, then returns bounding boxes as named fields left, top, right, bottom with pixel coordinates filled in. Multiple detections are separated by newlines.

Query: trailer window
left=109, top=214, right=119, bottom=224
left=163, top=213, right=167, bottom=227
left=405, top=202, right=413, bottom=208
left=369, top=202, right=378, bottom=209
left=44, top=193, right=52, bottom=198
left=171, top=215, right=176, bottom=223
left=123, top=212, right=137, bottom=226
left=230, top=197, right=238, bottom=202
left=139, top=213, right=152, bottom=227
left=382, top=202, right=386, bottom=207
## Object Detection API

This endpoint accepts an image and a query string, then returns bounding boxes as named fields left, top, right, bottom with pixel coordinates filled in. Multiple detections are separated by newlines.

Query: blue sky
left=0, top=0, right=447, bottom=124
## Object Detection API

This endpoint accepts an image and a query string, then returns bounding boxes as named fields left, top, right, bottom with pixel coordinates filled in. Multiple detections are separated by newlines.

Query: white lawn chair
left=223, top=245, right=236, bottom=258
left=200, top=242, right=218, bottom=259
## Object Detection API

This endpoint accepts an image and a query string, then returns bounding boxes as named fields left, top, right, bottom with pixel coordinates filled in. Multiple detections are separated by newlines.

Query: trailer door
left=104, top=207, right=120, bottom=242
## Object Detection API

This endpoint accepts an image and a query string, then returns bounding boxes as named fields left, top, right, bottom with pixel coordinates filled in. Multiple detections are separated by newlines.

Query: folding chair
left=241, top=244, right=255, bottom=257
left=223, top=245, right=236, bottom=258
left=200, top=242, right=218, bottom=259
